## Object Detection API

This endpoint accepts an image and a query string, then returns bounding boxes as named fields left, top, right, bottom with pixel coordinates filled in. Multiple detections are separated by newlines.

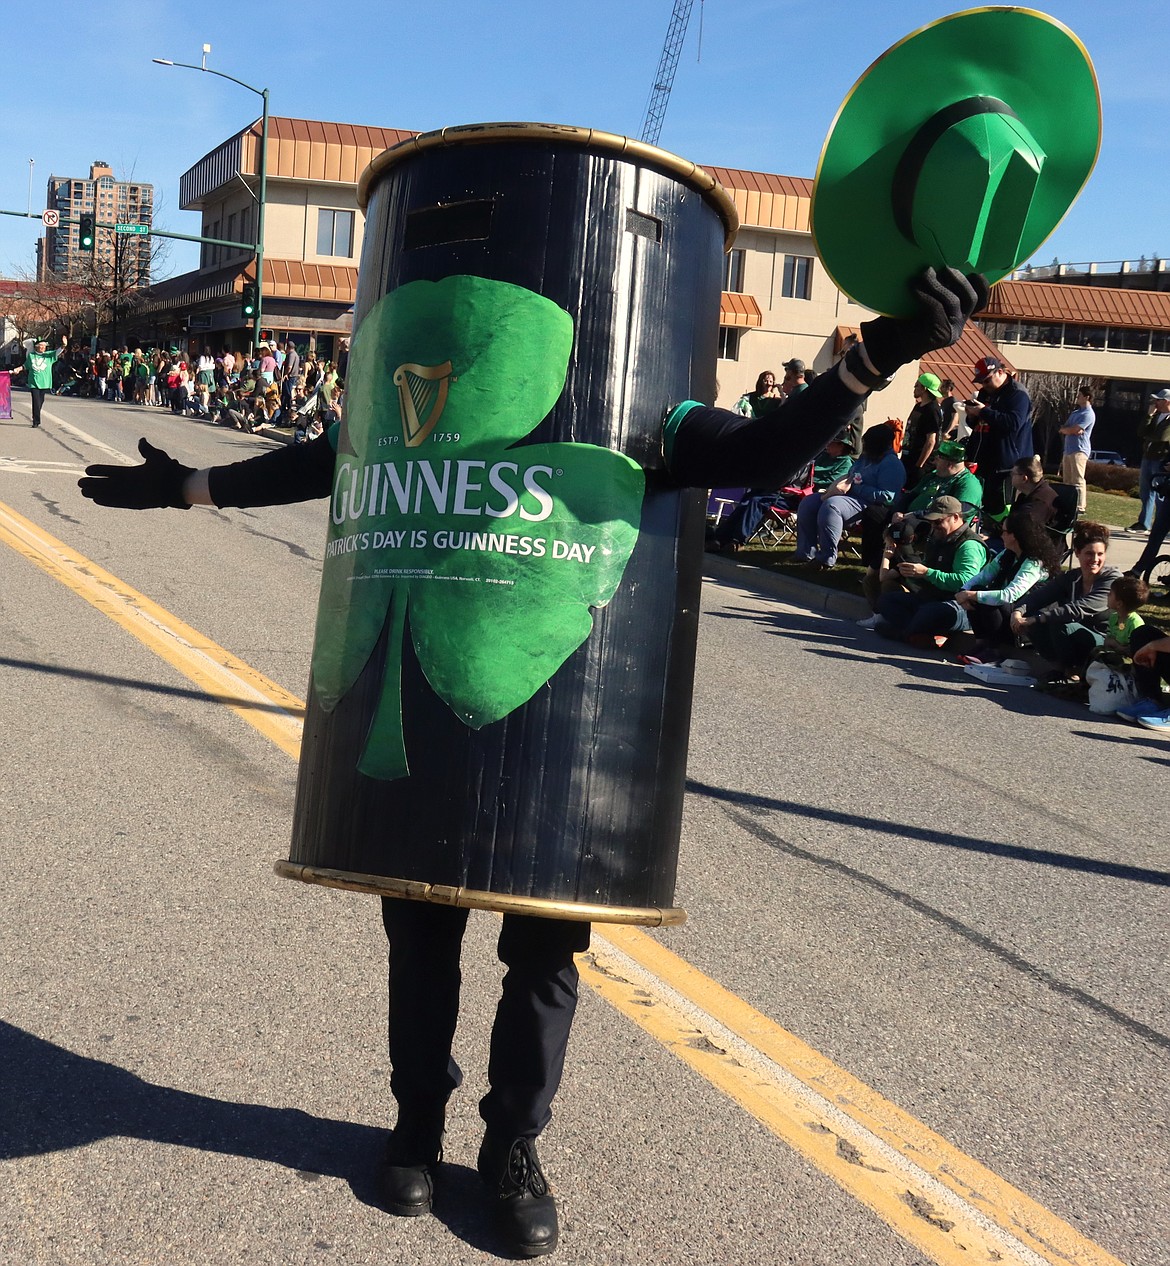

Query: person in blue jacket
left=961, top=356, right=1033, bottom=523
left=791, top=422, right=904, bottom=569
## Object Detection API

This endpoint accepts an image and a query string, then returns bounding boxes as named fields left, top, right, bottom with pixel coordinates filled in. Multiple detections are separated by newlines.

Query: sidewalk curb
left=701, top=553, right=869, bottom=621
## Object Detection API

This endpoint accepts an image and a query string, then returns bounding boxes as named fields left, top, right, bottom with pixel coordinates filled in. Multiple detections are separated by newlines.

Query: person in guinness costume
left=78, top=9, right=1099, bottom=1259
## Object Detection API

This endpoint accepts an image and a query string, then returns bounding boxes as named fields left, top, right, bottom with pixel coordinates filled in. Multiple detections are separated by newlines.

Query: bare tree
left=1016, top=370, right=1106, bottom=468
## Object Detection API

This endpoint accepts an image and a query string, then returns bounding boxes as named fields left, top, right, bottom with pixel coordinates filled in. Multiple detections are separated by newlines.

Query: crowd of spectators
left=707, top=356, right=1170, bottom=732
left=40, top=338, right=345, bottom=444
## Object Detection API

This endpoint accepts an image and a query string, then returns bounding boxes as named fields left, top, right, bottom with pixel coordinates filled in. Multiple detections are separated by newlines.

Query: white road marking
left=0, top=458, right=87, bottom=475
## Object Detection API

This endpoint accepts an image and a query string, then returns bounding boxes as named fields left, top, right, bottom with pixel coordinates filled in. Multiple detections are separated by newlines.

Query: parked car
left=1089, top=450, right=1128, bottom=466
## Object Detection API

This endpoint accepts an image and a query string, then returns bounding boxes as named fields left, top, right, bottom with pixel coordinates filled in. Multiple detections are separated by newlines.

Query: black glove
left=78, top=437, right=194, bottom=510
left=858, top=267, right=990, bottom=380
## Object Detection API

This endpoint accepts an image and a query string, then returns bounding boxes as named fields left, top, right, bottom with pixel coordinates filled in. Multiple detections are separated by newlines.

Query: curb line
left=702, top=553, right=869, bottom=621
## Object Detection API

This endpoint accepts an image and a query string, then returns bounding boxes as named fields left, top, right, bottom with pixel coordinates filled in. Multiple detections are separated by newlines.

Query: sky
left=1, top=0, right=1166, bottom=282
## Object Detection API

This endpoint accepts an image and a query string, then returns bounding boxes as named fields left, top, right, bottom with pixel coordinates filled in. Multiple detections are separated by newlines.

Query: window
left=724, top=248, right=745, bottom=293
left=240, top=207, right=252, bottom=251
left=1151, top=331, right=1170, bottom=355
left=226, top=212, right=237, bottom=258
left=209, top=219, right=220, bottom=267
left=317, top=208, right=355, bottom=258
left=780, top=254, right=813, bottom=300
left=718, top=327, right=741, bottom=361
left=1065, top=325, right=1107, bottom=349
left=1107, top=327, right=1151, bottom=353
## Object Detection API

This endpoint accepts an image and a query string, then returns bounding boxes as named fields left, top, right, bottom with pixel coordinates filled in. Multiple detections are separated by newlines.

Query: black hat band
left=892, top=96, right=1020, bottom=246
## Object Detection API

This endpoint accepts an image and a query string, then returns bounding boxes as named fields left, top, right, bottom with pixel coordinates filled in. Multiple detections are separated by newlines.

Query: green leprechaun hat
left=811, top=7, right=1101, bottom=317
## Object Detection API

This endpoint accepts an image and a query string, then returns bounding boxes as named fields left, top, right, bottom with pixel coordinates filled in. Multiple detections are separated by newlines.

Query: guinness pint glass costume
left=278, top=124, right=738, bottom=925
left=78, top=8, right=1102, bottom=1252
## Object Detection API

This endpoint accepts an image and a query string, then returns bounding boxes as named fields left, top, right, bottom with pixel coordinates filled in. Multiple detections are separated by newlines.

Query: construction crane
left=639, top=0, right=696, bottom=146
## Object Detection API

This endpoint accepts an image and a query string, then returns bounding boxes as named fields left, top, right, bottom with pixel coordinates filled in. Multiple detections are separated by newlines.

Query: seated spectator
left=709, top=435, right=853, bottom=553
left=859, top=439, right=982, bottom=610
left=952, top=511, right=1063, bottom=660
left=794, top=423, right=902, bottom=570
left=1100, top=575, right=1147, bottom=658
left=1012, top=521, right=1122, bottom=690
left=868, top=496, right=987, bottom=640
left=1007, top=454, right=1057, bottom=525
left=1114, top=624, right=1170, bottom=728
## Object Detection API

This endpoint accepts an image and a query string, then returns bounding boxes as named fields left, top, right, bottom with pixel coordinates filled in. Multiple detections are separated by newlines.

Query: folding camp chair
left=744, top=466, right=814, bottom=549
left=706, top=487, right=746, bottom=527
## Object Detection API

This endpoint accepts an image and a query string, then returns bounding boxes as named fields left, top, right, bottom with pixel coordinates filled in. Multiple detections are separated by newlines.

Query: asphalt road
left=1, top=392, right=1166, bottom=1266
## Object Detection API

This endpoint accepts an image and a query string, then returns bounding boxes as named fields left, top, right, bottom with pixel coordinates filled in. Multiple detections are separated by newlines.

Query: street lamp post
left=152, top=53, right=268, bottom=354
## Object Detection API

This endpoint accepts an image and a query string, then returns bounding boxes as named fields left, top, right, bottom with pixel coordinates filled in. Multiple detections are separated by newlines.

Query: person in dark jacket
left=962, top=356, right=1033, bottom=523
left=1013, top=520, right=1122, bottom=688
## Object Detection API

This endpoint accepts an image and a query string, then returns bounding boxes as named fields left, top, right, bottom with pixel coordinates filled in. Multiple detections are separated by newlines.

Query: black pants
left=381, top=897, right=590, bottom=1139
left=1130, top=623, right=1170, bottom=699
left=967, top=603, right=1012, bottom=646
left=981, top=469, right=1011, bottom=524
left=29, top=387, right=46, bottom=426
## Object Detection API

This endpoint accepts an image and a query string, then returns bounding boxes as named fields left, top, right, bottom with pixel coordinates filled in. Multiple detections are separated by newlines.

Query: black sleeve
left=207, top=432, right=336, bottom=508
left=665, top=367, right=866, bottom=489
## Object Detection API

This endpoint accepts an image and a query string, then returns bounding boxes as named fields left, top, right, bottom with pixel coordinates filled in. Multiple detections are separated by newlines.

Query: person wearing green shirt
left=858, top=438, right=982, bottom=614
left=872, top=495, right=987, bottom=642
left=10, top=334, right=67, bottom=427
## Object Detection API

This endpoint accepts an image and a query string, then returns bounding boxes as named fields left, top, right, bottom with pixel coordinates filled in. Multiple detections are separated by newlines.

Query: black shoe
left=477, top=1134, right=559, bottom=1258
left=31, top=420, right=40, bottom=428
left=1127, top=522, right=1148, bottom=533
left=380, top=1107, right=446, bottom=1217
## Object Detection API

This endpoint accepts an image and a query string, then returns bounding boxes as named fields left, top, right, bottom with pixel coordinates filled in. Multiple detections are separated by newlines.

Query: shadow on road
left=0, top=1021, right=507, bottom=1256
left=684, top=778, right=1170, bottom=889
left=683, top=783, right=1170, bottom=1052
left=0, top=655, right=305, bottom=718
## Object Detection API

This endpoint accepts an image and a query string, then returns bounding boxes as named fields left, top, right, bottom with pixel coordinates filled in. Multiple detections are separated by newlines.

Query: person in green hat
left=9, top=333, right=68, bottom=427
left=902, top=371, right=943, bottom=488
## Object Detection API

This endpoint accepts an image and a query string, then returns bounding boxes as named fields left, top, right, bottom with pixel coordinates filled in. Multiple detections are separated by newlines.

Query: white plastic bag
left=1085, top=659, right=1137, bottom=715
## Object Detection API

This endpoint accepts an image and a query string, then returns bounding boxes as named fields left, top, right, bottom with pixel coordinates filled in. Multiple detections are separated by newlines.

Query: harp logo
left=394, top=360, right=455, bottom=447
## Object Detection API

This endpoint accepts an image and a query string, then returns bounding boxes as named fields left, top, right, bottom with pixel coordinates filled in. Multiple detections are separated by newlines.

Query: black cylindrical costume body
left=278, top=124, right=736, bottom=924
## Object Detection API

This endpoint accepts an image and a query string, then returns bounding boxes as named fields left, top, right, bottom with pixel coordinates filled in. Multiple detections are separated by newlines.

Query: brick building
left=38, top=163, right=153, bottom=285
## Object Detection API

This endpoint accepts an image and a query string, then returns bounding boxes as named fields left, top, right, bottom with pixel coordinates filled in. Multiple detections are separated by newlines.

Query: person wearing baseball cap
left=857, top=437, right=983, bottom=622
left=781, top=358, right=807, bottom=398
left=9, top=332, right=68, bottom=427
left=1132, top=388, right=1170, bottom=532
left=962, top=356, right=1033, bottom=524
left=871, top=494, right=987, bottom=644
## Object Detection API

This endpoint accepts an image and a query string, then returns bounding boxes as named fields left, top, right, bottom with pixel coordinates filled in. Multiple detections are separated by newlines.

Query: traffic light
left=79, top=213, right=95, bottom=252
left=241, top=282, right=258, bottom=320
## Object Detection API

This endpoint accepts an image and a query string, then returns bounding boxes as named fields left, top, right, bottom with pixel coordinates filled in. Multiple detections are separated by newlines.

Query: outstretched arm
left=78, top=431, right=337, bottom=511
left=663, top=268, right=988, bottom=489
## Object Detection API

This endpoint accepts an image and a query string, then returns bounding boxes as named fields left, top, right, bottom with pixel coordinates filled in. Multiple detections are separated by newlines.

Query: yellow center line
left=0, top=499, right=1127, bottom=1266
left=0, top=500, right=303, bottom=760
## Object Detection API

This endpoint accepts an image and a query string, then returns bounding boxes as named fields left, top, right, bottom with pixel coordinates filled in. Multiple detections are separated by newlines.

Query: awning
left=720, top=292, right=762, bottom=328
left=834, top=325, right=860, bottom=355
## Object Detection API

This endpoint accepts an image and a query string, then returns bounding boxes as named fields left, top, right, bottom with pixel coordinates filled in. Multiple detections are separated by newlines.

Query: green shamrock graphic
left=311, top=275, right=645, bottom=781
